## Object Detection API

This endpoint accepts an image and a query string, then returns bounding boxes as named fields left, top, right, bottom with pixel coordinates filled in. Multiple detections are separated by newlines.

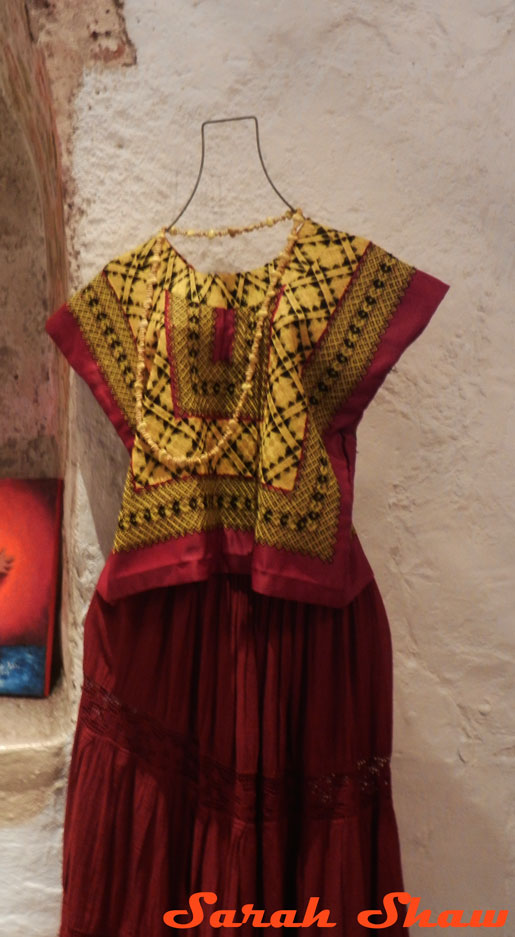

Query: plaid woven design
left=65, top=270, right=139, bottom=432
left=66, top=219, right=415, bottom=562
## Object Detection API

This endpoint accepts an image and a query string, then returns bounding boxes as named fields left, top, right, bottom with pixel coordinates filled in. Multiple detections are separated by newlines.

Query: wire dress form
left=166, top=115, right=296, bottom=231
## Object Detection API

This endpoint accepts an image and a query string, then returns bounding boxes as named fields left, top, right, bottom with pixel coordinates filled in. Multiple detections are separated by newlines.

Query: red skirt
left=59, top=573, right=408, bottom=937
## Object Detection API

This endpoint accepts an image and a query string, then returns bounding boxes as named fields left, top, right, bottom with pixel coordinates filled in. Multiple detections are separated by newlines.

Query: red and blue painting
left=0, top=478, right=62, bottom=697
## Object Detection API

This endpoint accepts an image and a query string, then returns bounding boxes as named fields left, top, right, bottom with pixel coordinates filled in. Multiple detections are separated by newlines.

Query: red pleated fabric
left=59, top=574, right=409, bottom=937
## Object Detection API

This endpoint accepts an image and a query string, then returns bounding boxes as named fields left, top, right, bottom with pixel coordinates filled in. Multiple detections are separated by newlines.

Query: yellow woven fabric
left=65, top=217, right=415, bottom=563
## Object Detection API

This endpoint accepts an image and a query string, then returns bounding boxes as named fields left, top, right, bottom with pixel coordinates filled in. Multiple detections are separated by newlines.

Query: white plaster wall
left=3, top=0, right=514, bottom=934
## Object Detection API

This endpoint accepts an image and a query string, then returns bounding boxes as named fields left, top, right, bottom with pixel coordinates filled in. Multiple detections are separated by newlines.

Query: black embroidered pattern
left=65, top=222, right=414, bottom=562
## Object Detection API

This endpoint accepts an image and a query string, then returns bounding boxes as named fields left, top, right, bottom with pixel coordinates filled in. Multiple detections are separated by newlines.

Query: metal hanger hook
left=166, top=115, right=296, bottom=230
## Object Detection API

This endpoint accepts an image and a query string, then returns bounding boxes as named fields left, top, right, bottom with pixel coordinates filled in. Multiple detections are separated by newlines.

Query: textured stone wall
left=0, top=5, right=69, bottom=936
left=0, top=2, right=135, bottom=935
left=0, top=94, right=56, bottom=477
left=1, top=1, right=513, bottom=935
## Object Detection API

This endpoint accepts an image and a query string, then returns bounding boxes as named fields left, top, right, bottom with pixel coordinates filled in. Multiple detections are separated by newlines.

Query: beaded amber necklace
left=135, top=206, right=306, bottom=472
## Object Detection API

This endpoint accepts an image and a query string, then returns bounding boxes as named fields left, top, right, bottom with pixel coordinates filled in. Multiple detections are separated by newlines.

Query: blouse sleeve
left=331, top=239, right=450, bottom=430
left=45, top=261, right=140, bottom=450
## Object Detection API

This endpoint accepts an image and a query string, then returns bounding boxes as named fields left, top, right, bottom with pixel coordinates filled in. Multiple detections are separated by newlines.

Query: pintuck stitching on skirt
left=79, top=675, right=393, bottom=822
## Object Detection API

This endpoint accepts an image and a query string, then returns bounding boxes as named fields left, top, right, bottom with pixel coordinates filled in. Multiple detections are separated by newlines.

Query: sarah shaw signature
left=162, top=891, right=509, bottom=929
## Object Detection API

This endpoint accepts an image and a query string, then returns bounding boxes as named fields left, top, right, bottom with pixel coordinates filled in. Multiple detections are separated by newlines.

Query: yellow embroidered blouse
left=45, top=216, right=449, bottom=607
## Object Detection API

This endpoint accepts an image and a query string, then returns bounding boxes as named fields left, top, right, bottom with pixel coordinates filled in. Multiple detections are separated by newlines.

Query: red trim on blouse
left=96, top=522, right=375, bottom=609
left=331, top=267, right=450, bottom=432
left=213, top=306, right=236, bottom=362
left=45, top=302, right=135, bottom=450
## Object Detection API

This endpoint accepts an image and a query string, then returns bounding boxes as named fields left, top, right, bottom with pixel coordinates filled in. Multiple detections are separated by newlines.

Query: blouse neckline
left=157, top=214, right=314, bottom=286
